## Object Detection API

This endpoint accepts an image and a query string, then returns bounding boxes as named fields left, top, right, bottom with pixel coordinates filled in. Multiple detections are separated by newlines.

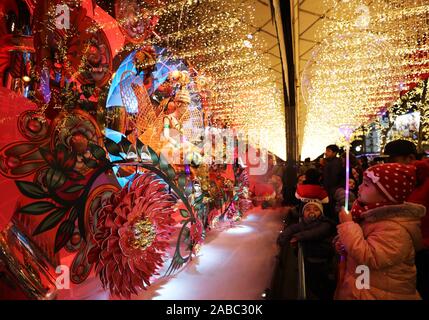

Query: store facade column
left=271, top=0, right=298, bottom=204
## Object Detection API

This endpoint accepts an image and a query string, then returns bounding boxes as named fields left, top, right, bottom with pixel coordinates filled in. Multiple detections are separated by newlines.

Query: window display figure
left=160, top=70, right=202, bottom=166
left=188, top=179, right=211, bottom=229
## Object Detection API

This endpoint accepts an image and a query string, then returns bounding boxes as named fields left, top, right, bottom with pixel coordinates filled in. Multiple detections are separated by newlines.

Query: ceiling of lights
left=236, top=0, right=330, bottom=160
left=240, top=0, right=284, bottom=89
left=240, top=0, right=331, bottom=102
left=293, top=0, right=327, bottom=73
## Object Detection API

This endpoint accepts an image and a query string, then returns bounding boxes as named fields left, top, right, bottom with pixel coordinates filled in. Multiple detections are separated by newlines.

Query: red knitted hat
left=364, top=163, right=417, bottom=203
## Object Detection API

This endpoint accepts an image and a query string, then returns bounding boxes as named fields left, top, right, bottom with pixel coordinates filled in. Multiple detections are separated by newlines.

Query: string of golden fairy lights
left=300, top=0, right=429, bottom=159
left=150, top=0, right=286, bottom=159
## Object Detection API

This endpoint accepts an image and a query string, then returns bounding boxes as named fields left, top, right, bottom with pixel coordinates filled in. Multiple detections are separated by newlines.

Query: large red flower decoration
left=88, top=173, right=176, bottom=298
left=190, top=219, right=204, bottom=245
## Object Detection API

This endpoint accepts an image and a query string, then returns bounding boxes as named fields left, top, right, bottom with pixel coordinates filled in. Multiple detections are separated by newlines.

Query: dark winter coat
left=278, top=216, right=335, bottom=259
left=323, top=157, right=343, bottom=196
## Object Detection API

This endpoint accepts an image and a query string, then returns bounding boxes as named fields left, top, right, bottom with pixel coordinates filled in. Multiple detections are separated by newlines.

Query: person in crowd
left=335, top=163, right=426, bottom=300
left=358, top=155, right=369, bottom=171
left=383, top=139, right=429, bottom=300
left=351, top=167, right=362, bottom=186
left=290, top=169, right=329, bottom=229
left=297, top=174, right=306, bottom=185
left=322, top=144, right=343, bottom=218
left=278, top=201, right=336, bottom=299
left=333, top=178, right=357, bottom=219
left=295, top=168, right=329, bottom=203
left=282, top=160, right=300, bottom=206
left=318, top=157, right=326, bottom=170
left=299, top=157, right=315, bottom=175
left=384, top=139, right=417, bottom=164
left=369, top=156, right=385, bottom=167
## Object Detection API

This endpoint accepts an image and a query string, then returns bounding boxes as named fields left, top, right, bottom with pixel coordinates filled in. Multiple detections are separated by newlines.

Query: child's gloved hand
left=332, top=234, right=346, bottom=255
left=339, top=207, right=353, bottom=223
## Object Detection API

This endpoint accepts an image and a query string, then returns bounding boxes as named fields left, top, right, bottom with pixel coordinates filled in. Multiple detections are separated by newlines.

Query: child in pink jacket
left=335, top=163, right=426, bottom=300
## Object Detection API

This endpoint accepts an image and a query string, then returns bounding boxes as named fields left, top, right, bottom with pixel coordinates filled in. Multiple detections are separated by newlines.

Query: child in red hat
left=335, top=163, right=426, bottom=300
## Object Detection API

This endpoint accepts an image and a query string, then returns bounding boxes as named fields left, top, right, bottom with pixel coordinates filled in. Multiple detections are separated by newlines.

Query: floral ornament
left=39, top=144, right=83, bottom=190
left=53, top=111, right=103, bottom=174
left=74, top=30, right=112, bottom=87
left=189, top=219, right=204, bottom=247
left=67, top=184, right=120, bottom=284
left=237, top=169, right=249, bottom=188
left=134, top=46, right=157, bottom=76
left=0, top=111, right=50, bottom=179
left=225, top=202, right=238, bottom=220
left=238, top=198, right=253, bottom=213
left=207, top=208, right=221, bottom=229
left=17, top=111, right=50, bottom=142
left=88, top=173, right=176, bottom=298
left=115, top=0, right=160, bottom=44
left=195, top=164, right=210, bottom=191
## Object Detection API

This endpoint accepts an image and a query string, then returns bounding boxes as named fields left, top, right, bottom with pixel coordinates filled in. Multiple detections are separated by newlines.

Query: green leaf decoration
left=83, top=157, right=98, bottom=169
left=46, top=168, right=67, bottom=189
left=15, top=181, right=47, bottom=199
left=159, top=153, right=176, bottom=180
left=88, top=143, right=106, bottom=160
left=69, top=207, right=78, bottom=221
left=104, top=137, right=122, bottom=156
left=119, top=136, right=132, bottom=153
left=178, top=172, right=187, bottom=190
left=180, top=209, right=190, bottom=218
left=183, top=227, right=191, bottom=243
left=167, top=164, right=176, bottom=180
left=185, top=184, right=193, bottom=197
left=136, top=139, right=145, bottom=158
left=147, top=146, right=159, bottom=165
left=54, top=219, right=75, bottom=252
left=159, top=153, right=169, bottom=171
left=38, top=147, right=53, bottom=163
left=68, top=170, right=85, bottom=181
left=64, top=184, right=85, bottom=194
left=33, top=208, right=68, bottom=236
left=20, top=201, right=57, bottom=215
left=8, top=143, right=37, bottom=156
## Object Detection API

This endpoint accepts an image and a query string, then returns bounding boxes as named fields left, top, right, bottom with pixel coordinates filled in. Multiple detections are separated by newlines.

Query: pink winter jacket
left=335, top=202, right=426, bottom=300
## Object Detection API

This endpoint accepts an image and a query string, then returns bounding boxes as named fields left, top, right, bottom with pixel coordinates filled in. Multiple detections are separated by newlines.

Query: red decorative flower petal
left=90, top=173, right=176, bottom=298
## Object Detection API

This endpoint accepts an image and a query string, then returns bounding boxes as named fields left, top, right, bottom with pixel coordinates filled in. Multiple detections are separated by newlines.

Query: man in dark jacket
left=278, top=201, right=336, bottom=299
left=322, top=144, right=343, bottom=219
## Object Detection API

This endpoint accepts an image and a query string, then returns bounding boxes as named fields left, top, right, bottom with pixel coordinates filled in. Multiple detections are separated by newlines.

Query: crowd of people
left=277, top=139, right=429, bottom=300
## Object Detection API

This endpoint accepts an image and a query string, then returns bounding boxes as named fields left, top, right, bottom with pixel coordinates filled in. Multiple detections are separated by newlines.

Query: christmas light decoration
left=300, top=0, right=429, bottom=159
left=148, top=0, right=286, bottom=159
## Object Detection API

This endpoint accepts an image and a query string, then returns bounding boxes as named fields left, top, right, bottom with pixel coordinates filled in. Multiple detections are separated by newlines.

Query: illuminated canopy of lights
left=300, top=0, right=429, bottom=159
left=119, top=0, right=286, bottom=159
